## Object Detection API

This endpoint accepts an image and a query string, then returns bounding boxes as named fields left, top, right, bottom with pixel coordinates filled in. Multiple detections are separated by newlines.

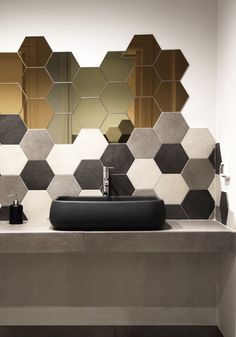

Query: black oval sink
left=49, top=196, right=166, bottom=231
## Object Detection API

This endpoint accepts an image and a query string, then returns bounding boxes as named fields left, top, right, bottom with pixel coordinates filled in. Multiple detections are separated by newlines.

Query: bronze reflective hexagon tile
left=22, top=68, right=53, bottom=99
left=154, top=112, right=189, bottom=144
left=0, top=53, right=25, bottom=83
left=100, top=144, right=134, bottom=174
left=20, top=130, right=54, bottom=160
left=182, top=190, right=215, bottom=219
left=0, top=115, right=27, bottom=144
left=0, top=84, right=25, bottom=114
left=47, top=83, right=79, bottom=113
left=18, top=36, right=52, bottom=67
left=20, top=160, right=54, bottom=190
left=127, top=128, right=161, bottom=158
left=182, top=159, right=215, bottom=190
left=74, top=67, right=106, bottom=98
left=154, top=144, right=189, bottom=174
left=100, top=51, right=134, bottom=81
left=129, top=97, right=161, bottom=128
left=23, top=99, right=54, bottom=129
left=46, top=52, right=80, bottom=82
left=74, top=160, right=103, bottom=190
left=128, top=66, right=160, bottom=96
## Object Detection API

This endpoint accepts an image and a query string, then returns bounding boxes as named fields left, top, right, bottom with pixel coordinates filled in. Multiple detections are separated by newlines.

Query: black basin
left=49, top=196, right=166, bottom=231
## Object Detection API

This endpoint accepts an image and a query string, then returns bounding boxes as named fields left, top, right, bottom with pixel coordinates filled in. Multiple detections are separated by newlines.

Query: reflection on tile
left=181, top=128, right=215, bottom=159
left=101, top=144, right=134, bottom=174
left=129, top=97, right=161, bottom=128
left=154, top=112, right=189, bottom=143
left=47, top=175, right=81, bottom=200
left=154, top=174, right=189, bottom=204
left=0, top=145, right=27, bottom=175
left=47, top=83, right=79, bottom=113
left=0, top=115, right=27, bottom=144
left=23, top=99, right=54, bottom=129
left=46, top=144, right=81, bottom=175
left=101, top=51, right=134, bottom=81
left=46, top=52, right=80, bottom=82
left=154, top=144, right=188, bottom=173
left=20, top=130, right=54, bottom=160
left=74, top=160, right=103, bottom=189
left=165, top=205, right=188, bottom=219
left=20, top=160, right=54, bottom=190
left=220, top=192, right=229, bottom=225
left=0, top=176, right=27, bottom=206
left=22, top=68, right=53, bottom=99
left=128, top=66, right=160, bottom=96
left=110, top=175, right=134, bottom=196
left=47, top=114, right=72, bottom=144
left=74, top=68, right=106, bottom=97
left=22, top=190, right=52, bottom=221
left=182, top=159, right=214, bottom=189
left=74, top=129, right=108, bottom=159
left=127, top=159, right=161, bottom=189
left=0, top=53, right=25, bottom=83
left=127, top=128, right=161, bottom=158
left=182, top=190, right=215, bottom=219
left=0, top=84, right=24, bottom=114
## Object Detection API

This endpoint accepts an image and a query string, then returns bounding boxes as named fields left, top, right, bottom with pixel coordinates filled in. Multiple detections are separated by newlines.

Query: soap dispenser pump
left=9, top=194, right=23, bottom=225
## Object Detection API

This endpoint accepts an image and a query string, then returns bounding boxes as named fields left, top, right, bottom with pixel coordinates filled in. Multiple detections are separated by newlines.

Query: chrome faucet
left=102, top=166, right=114, bottom=196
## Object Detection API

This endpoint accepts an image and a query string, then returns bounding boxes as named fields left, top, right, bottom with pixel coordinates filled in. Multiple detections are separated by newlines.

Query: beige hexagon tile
left=22, top=190, right=52, bottom=221
left=0, top=145, right=27, bottom=175
left=154, top=174, right=189, bottom=204
left=79, top=189, right=102, bottom=196
left=181, top=128, right=215, bottom=158
left=127, top=159, right=161, bottom=189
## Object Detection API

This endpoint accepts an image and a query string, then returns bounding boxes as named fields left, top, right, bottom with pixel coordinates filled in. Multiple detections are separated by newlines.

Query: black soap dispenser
left=9, top=194, right=23, bottom=225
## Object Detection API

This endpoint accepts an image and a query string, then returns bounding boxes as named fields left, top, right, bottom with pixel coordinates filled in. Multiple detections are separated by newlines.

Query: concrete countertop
left=0, top=219, right=233, bottom=254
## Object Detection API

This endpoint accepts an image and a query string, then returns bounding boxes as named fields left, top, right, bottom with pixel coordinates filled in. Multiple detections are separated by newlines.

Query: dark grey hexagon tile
left=182, top=159, right=215, bottom=190
left=154, top=144, right=189, bottom=173
left=0, top=176, right=27, bottom=206
left=0, top=206, right=28, bottom=221
left=208, top=149, right=215, bottom=170
left=132, top=189, right=156, bottom=197
left=47, top=175, right=81, bottom=200
left=165, top=205, right=189, bottom=219
left=20, top=161, right=54, bottom=190
left=74, top=160, right=103, bottom=189
left=110, top=175, right=134, bottom=196
left=154, top=112, right=189, bottom=144
left=100, top=144, right=134, bottom=174
left=20, top=130, right=54, bottom=160
left=215, top=143, right=222, bottom=174
left=182, top=190, right=215, bottom=219
left=0, top=115, right=27, bottom=144
left=220, top=192, right=228, bottom=225
left=127, top=128, right=161, bottom=158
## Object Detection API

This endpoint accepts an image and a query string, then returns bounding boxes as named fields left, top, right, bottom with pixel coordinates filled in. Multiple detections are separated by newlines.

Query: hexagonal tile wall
left=154, top=174, right=189, bottom=204
left=73, top=129, right=108, bottom=159
left=22, top=68, right=53, bottom=99
left=181, top=128, right=215, bottom=158
left=182, top=190, right=215, bottom=219
left=154, top=112, right=189, bottom=143
left=127, top=159, right=161, bottom=189
left=127, top=128, right=161, bottom=158
left=182, top=159, right=214, bottom=190
left=23, top=99, right=55, bottom=129
left=101, top=144, right=134, bottom=174
left=46, top=144, right=81, bottom=175
left=22, top=190, right=52, bottom=221
left=110, top=175, right=134, bottom=196
left=0, top=176, right=27, bottom=206
left=48, top=83, right=79, bottom=113
left=74, top=68, right=106, bottom=97
left=20, top=130, right=54, bottom=160
left=128, top=66, right=160, bottom=96
left=0, top=115, right=27, bottom=144
left=154, top=144, right=189, bottom=173
left=0, top=53, right=25, bottom=83
left=46, top=52, right=80, bottom=82
left=47, top=175, right=81, bottom=200
left=20, top=160, right=54, bottom=190
left=74, top=160, right=103, bottom=190
left=100, top=51, right=134, bottom=81
left=0, top=145, right=28, bottom=175
left=0, top=84, right=25, bottom=114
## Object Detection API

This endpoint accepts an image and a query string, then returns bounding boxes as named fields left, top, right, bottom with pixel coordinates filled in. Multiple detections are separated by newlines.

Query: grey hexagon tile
left=127, top=128, right=161, bottom=158
left=100, top=144, right=134, bottom=174
left=181, top=128, right=215, bottom=159
left=21, top=160, right=54, bottom=190
left=154, top=112, right=189, bottom=143
left=208, top=175, right=221, bottom=206
left=20, top=130, right=54, bottom=160
left=74, top=160, right=103, bottom=190
left=22, top=190, right=52, bottom=221
left=0, top=115, right=27, bottom=144
left=154, top=174, right=189, bottom=204
left=182, top=190, right=215, bottom=219
left=165, top=205, right=188, bottom=219
left=110, top=175, right=134, bottom=196
left=182, top=159, right=214, bottom=190
left=74, top=129, right=108, bottom=159
left=47, top=144, right=81, bottom=175
left=47, top=175, right=81, bottom=200
left=132, top=189, right=156, bottom=197
left=0, top=176, right=27, bottom=206
left=0, top=145, right=28, bottom=175
left=79, top=190, right=103, bottom=196
left=127, top=159, right=161, bottom=189
left=154, top=144, right=188, bottom=173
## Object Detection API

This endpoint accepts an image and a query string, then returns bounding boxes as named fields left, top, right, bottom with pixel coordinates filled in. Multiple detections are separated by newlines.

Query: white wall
left=217, top=0, right=236, bottom=229
left=0, top=0, right=217, bottom=134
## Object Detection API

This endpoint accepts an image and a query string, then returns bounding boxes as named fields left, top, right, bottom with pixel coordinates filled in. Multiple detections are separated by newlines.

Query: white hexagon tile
left=127, top=159, right=161, bottom=190
left=0, top=145, right=27, bottom=175
left=181, top=128, right=215, bottom=158
left=22, top=190, right=52, bottom=221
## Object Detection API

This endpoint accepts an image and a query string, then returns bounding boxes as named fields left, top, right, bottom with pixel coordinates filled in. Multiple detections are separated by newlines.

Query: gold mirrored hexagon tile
left=0, top=34, right=189, bottom=144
